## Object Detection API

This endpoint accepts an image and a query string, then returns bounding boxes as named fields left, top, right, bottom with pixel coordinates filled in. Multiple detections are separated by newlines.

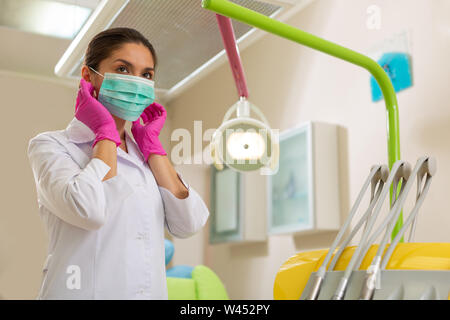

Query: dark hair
left=84, top=27, right=157, bottom=71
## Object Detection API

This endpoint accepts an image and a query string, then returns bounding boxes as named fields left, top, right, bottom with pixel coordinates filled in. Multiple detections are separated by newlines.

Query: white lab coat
left=27, top=117, right=209, bottom=300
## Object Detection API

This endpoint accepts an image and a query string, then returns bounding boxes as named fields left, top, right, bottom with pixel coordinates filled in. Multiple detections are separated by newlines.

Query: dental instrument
left=359, top=157, right=436, bottom=300
left=331, top=160, right=411, bottom=300
left=305, top=164, right=388, bottom=300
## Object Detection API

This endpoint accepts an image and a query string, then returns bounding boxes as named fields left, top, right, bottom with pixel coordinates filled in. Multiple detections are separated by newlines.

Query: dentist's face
left=81, top=42, right=155, bottom=99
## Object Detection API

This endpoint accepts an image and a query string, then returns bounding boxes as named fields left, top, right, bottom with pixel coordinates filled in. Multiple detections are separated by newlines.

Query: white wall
left=166, top=0, right=450, bottom=299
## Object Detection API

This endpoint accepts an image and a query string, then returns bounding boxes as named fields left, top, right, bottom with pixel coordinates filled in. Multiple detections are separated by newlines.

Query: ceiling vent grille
left=69, top=0, right=280, bottom=90
left=55, top=0, right=314, bottom=102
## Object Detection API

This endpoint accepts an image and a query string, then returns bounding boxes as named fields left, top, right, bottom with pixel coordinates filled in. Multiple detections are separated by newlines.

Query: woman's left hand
left=131, top=102, right=167, bottom=161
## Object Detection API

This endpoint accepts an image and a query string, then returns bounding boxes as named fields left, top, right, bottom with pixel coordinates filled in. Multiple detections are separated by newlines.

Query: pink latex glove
left=75, top=78, right=121, bottom=148
left=131, top=102, right=167, bottom=161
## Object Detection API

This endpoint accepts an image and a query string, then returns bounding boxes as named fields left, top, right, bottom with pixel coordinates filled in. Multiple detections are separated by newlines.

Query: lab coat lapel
left=117, top=131, right=146, bottom=169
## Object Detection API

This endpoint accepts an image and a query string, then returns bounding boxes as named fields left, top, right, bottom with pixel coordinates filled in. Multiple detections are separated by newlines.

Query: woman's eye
left=143, top=72, right=153, bottom=80
left=117, top=66, right=128, bottom=73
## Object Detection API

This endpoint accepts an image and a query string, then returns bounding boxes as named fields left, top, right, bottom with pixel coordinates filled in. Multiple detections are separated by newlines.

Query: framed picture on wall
left=267, top=121, right=341, bottom=235
left=267, top=123, right=314, bottom=234
left=209, top=165, right=244, bottom=244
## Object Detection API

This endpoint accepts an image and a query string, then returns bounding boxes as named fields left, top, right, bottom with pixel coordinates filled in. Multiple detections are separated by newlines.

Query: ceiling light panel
left=0, top=0, right=95, bottom=39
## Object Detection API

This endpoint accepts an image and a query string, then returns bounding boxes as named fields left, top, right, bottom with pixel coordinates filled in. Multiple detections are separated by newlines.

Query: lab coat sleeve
left=27, top=133, right=112, bottom=231
left=159, top=172, right=209, bottom=239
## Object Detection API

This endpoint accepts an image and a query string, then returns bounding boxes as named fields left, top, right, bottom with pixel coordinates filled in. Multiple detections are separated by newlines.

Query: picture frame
left=267, top=122, right=315, bottom=235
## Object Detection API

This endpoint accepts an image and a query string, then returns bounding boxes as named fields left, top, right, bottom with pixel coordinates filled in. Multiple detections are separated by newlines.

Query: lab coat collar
left=65, top=117, right=146, bottom=165
left=66, top=117, right=95, bottom=144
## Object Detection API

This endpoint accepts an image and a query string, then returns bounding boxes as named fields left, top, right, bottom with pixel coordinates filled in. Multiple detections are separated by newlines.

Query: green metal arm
left=202, top=0, right=403, bottom=240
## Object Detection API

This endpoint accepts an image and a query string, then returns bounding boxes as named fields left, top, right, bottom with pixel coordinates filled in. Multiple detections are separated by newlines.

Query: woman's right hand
left=75, top=78, right=121, bottom=148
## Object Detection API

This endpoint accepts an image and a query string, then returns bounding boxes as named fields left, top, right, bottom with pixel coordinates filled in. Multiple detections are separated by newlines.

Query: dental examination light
left=209, top=14, right=279, bottom=175
left=202, top=0, right=404, bottom=239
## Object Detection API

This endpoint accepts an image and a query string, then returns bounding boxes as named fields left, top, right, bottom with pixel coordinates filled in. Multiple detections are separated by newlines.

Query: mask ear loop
left=88, top=66, right=104, bottom=78
left=88, top=66, right=104, bottom=98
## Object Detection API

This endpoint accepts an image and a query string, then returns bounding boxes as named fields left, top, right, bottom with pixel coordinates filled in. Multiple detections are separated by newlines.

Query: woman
left=27, top=27, right=209, bottom=299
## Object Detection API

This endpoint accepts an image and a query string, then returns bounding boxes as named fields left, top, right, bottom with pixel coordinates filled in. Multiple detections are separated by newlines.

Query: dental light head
left=210, top=97, right=279, bottom=175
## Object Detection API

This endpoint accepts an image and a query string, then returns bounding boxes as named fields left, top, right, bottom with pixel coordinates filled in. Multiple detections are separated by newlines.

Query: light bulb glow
left=226, top=131, right=266, bottom=160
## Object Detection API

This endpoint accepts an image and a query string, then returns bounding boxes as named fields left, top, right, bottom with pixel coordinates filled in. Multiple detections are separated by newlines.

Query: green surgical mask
left=89, top=67, right=155, bottom=121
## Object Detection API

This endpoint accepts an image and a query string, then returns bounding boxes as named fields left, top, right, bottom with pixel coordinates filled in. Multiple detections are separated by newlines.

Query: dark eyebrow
left=113, top=58, right=154, bottom=72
